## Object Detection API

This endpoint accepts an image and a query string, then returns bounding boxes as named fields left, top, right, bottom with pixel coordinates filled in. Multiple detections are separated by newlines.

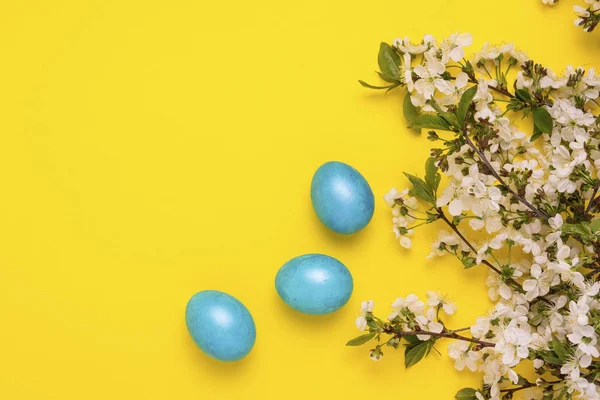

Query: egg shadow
left=181, top=320, right=255, bottom=379
left=307, top=201, right=374, bottom=251
left=273, top=291, right=349, bottom=331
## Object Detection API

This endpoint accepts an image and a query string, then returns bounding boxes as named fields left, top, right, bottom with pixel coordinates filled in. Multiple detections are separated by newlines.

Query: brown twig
left=383, top=327, right=495, bottom=348
left=500, top=380, right=563, bottom=394
left=436, top=208, right=502, bottom=275
left=462, top=130, right=549, bottom=220
left=436, top=208, right=552, bottom=305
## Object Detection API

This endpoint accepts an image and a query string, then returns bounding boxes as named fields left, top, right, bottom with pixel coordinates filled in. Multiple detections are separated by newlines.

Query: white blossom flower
left=439, top=72, right=470, bottom=106
left=448, top=341, right=481, bottom=371
left=427, top=230, right=462, bottom=258
left=415, top=308, right=444, bottom=340
left=426, top=291, right=457, bottom=314
left=474, top=43, right=514, bottom=65
left=471, top=315, right=491, bottom=339
left=523, top=264, right=552, bottom=300
left=413, top=52, right=452, bottom=99
left=355, top=300, right=374, bottom=331
left=390, top=294, right=425, bottom=318
left=567, top=324, right=600, bottom=357
left=440, top=33, right=472, bottom=63
left=494, top=320, right=532, bottom=366
left=394, top=35, right=435, bottom=54
left=487, top=271, right=514, bottom=301
left=549, top=213, right=564, bottom=230
left=437, top=181, right=472, bottom=216
left=561, top=353, right=592, bottom=379
left=384, top=188, right=405, bottom=206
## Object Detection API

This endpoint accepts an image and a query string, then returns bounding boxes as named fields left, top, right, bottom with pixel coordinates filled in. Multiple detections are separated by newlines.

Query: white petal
left=580, top=354, right=592, bottom=368
left=442, top=302, right=456, bottom=315
left=469, top=218, right=485, bottom=230
left=434, top=79, right=455, bottom=95
left=455, top=72, right=469, bottom=88
left=522, top=279, right=537, bottom=292
left=400, top=236, right=413, bottom=249
left=448, top=199, right=463, bottom=216
left=508, top=369, right=519, bottom=384
left=449, top=47, right=464, bottom=62
left=429, top=321, right=444, bottom=333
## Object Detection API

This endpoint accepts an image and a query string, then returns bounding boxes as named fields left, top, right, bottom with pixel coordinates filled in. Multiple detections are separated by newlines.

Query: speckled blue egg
left=311, top=161, right=374, bottom=234
left=185, top=290, right=256, bottom=362
left=275, top=254, right=353, bottom=315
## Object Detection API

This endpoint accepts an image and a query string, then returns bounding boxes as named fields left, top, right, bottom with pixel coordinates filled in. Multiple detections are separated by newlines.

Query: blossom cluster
left=352, top=33, right=600, bottom=400
left=543, top=0, right=600, bottom=32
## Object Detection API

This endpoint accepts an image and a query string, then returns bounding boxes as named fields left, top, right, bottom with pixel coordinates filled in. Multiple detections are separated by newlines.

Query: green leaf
left=590, top=219, right=600, bottom=233
left=376, top=71, right=399, bottom=84
left=404, top=341, right=429, bottom=368
left=552, top=340, right=570, bottom=362
left=530, top=125, right=543, bottom=142
left=515, top=88, right=532, bottom=103
left=456, top=85, right=478, bottom=126
left=532, top=107, right=553, bottom=134
left=358, top=80, right=397, bottom=90
left=455, top=388, right=478, bottom=400
left=385, top=85, right=400, bottom=94
left=462, top=256, right=476, bottom=269
left=403, top=93, right=421, bottom=134
left=346, top=332, right=376, bottom=346
left=409, top=114, right=452, bottom=131
left=439, top=112, right=460, bottom=130
left=403, top=172, right=435, bottom=204
left=366, top=319, right=378, bottom=330
left=540, top=351, right=562, bottom=366
left=427, top=99, right=445, bottom=114
left=425, top=157, right=440, bottom=193
left=404, top=98, right=421, bottom=134
left=377, top=42, right=401, bottom=80
left=561, top=222, right=594, bottom=238
left=403, top=94, right=419, bottom=123
left=402, top=335, right=422, bottom=344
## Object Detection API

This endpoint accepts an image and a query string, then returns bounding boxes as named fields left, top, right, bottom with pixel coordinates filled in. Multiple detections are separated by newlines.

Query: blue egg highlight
left=311, top=161, right=375, bottom=234
left=185, top=290, right=256, bottom=362
left=275, top=254, right=353, bottom=315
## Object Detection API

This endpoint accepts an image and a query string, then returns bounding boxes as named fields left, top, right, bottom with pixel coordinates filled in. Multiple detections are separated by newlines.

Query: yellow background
left=0, top=1, right=598, bottom=399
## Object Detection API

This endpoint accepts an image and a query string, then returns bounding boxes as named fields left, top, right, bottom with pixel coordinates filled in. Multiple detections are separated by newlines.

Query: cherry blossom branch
left=383, top=326, right=495, bottom=348
left=468, top=78, right=514, bottom=99
left=358, top=33, right=600, bottom=399
left=462, top=130, right=549, bottom=220
left=450, top=327, right=471, bottom=333
left=500, top=379, right=563, bottom=394
left=436, top=208, right=502, bottom=275
left=436, top=208, right=555, bottom=305
left=499, top=382, right=536, bottom=394
left=450, top=75, right=515, bottom=98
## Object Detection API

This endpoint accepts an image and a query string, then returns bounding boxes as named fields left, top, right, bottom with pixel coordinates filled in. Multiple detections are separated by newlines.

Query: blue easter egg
left=311, top=161, right=374, bottom=234
left=185, top=290, right=256, bottom=362
left=275, top=254, right=353, bottom=315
